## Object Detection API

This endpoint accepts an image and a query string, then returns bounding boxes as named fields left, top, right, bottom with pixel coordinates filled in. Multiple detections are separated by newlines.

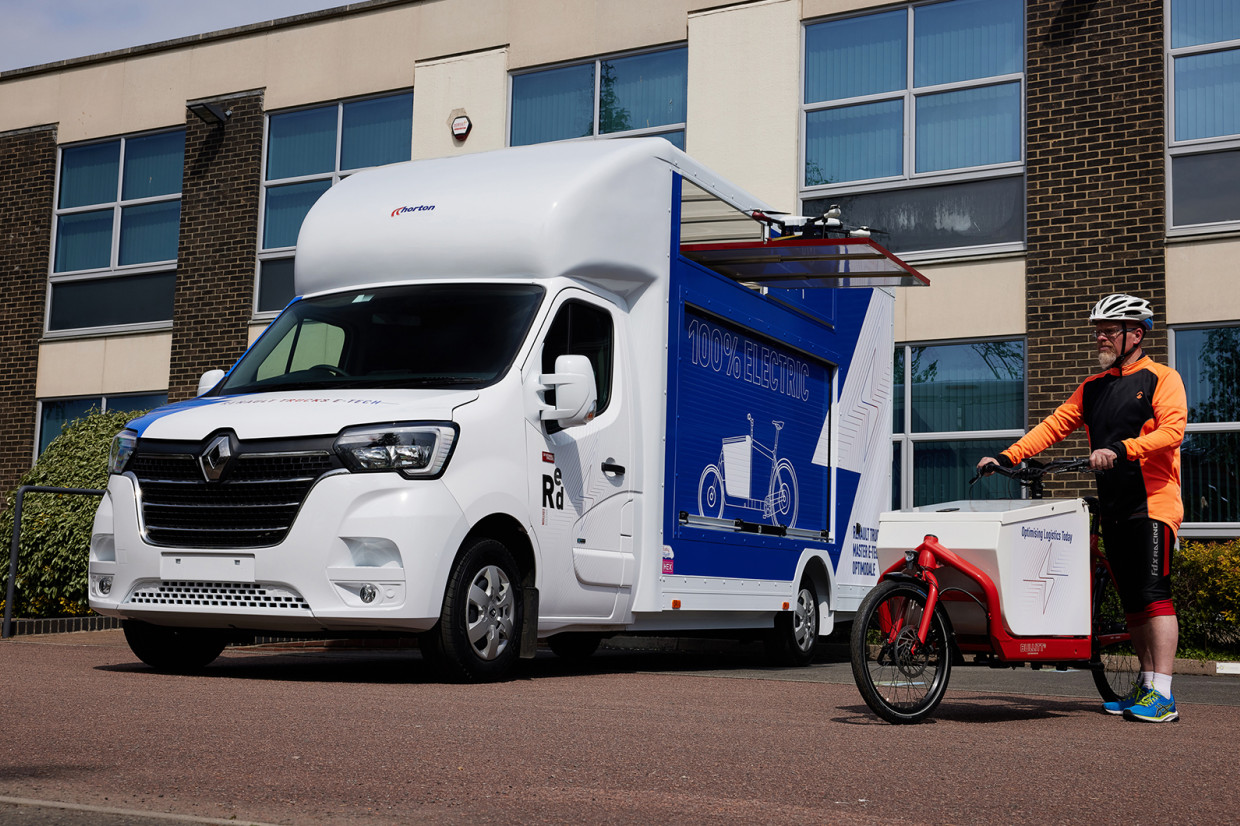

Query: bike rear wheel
left=1090, top=568, right=1135, bottom=702
left=851, top=580, right=952, bottom=724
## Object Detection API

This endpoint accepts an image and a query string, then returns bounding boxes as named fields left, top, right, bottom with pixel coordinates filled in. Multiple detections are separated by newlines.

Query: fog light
left=359, top=583, right=378, bottom=604
left=98, top=575, right=113, bottom=596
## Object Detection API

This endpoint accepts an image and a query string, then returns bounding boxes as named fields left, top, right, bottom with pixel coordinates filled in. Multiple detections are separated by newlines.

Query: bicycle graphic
left=698, top=414, right=799, bottom=528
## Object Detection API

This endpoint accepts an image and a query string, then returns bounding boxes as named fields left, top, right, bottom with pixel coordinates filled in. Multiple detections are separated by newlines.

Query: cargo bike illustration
left=697, top=413, right=800, bottom=528
left=850, top=459, right=1135, bottom=724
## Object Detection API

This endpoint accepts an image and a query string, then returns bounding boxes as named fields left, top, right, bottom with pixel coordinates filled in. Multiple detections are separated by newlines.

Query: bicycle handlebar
left=969, top=457, right=1095, bottom=488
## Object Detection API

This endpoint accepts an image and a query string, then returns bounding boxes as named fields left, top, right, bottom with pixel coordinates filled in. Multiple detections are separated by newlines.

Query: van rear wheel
left=429, top=538, right=524, bottom=682
left=122, top=620, right=228, bottom=672
left=548, top=632, right=602, bottom=660
left=764, top=577, right=819, bottom=666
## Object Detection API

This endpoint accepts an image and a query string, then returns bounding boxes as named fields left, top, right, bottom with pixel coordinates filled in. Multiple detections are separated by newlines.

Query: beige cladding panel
left=412, top=50, right=509, bottom=159
left=118, top=50, right=194, bottom=136
left=506, top=0, right=692, bottom=69
left=895, top=257, right=1025, bottom=342
left=0, top=72, right=61, bottom=133
left=37, top=334, right=172, bottom=398
left=1166, top=238, right=1240, bottom=325
left=410, top=0, right=510, bottom=61
left=802, top=0, right=890, bottom=20
left=184, top=39, right=270, bottom=103
left=263, top=16, right=418, bottom=111
left=687, top=0, right=801, bottom=209
left=55, top=62, right=128, bottom=143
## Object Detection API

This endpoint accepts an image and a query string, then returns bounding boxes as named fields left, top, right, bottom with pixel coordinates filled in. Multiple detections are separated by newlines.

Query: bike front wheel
left=1090, top=567, right=1135, bottom=702
left=850, top=579, right=953, bottom=724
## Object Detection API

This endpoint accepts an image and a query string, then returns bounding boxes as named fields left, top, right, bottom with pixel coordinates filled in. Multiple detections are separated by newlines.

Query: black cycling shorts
left=1101, top=517, right=1175, bottom=618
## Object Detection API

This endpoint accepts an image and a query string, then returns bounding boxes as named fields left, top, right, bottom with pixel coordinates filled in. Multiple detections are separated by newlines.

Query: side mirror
left=197, top=369, right=226, bottom=397
left=539, top=355, right=597, bottom=428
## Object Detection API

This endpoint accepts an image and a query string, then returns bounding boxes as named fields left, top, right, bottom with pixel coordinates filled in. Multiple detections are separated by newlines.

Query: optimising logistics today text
left=1021, top=525, right=1075, bottom=544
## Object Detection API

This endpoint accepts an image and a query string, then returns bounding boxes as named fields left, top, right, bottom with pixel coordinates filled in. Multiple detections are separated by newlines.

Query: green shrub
left=1175, top=538, right=1240, bottom=656
left=0, top=408, right=144, bottom=618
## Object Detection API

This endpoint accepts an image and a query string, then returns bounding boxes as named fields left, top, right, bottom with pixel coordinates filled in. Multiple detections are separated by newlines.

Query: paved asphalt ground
left=2, top=630, right=1238, bottom=825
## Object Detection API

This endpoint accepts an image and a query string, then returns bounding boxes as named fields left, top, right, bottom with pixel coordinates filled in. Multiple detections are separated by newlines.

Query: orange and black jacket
left=998, top=355, right=1186, bottom=531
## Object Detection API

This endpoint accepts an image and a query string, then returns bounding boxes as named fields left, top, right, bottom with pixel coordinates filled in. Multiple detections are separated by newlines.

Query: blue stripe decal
left=124, top=395, right=237, bottom=437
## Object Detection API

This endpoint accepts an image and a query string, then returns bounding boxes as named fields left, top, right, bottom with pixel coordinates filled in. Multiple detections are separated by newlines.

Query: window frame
left=257, top=90, right=414, bottom=320
left=890, top=336, right=1028, bottom=509
left=1170, top=322, right=1240, bottom=536
left=539, top=297, right=616, bottom=434
left=34, top=391, right=168, bottom=458
left=1165, top=1, right=1240, bottom=236
left=799, top=0, right=1027, bottom=261
left=47, top=128, right=185, bottom=338
left=507, top=44, right=689, bottom=149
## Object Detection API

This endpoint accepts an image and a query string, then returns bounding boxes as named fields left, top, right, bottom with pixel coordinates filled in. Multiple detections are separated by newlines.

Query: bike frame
left=875, top=520, right=1115, bottom=664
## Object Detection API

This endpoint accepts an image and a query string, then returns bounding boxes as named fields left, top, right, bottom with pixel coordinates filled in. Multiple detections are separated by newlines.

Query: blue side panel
left=662, top=247, right=877, bottom=583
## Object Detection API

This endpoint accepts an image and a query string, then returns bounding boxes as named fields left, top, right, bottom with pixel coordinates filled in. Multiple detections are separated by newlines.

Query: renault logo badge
left=199, top=435, right=233, bottom=482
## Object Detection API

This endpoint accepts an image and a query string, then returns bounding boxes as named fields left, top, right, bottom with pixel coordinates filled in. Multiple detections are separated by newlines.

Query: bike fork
left=916, top=569, right=941, bottom=646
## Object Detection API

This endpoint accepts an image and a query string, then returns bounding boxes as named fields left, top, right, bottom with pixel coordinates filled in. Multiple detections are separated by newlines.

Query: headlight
left=109, top=430, right=138, bottom=474
left=334, top=423, right=457, bottom=479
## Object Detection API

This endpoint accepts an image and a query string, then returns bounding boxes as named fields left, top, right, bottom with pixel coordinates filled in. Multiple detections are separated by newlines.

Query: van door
left=526, top=293, right=634, bottom=621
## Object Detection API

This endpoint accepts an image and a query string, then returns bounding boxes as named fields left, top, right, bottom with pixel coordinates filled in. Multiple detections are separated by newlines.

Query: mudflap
left=520, top=586, right=539, bottom=658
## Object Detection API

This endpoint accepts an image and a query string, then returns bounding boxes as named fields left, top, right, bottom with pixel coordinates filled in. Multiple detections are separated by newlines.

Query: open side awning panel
left=680, top=238, right=930, bottom=288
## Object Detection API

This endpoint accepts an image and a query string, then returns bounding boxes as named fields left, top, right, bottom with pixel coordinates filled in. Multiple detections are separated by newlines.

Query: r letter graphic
left=542, top=468, right=564, bottom=509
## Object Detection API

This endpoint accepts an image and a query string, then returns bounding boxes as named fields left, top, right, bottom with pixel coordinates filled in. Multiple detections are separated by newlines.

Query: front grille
left=131, top=441, right=341, bottom=548
left=127, top=580, right=310, bottom=611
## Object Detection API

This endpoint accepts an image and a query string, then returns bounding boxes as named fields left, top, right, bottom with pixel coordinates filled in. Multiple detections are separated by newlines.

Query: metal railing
left=3, top=485, right=105, bottom=639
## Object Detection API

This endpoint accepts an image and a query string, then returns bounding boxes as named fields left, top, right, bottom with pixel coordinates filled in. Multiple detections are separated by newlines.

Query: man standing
left=978, top=293, right=1186, bottom=723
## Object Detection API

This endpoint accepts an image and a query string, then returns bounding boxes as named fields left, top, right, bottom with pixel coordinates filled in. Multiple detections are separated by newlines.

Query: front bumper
left=88, top=471, right=467, bottom=633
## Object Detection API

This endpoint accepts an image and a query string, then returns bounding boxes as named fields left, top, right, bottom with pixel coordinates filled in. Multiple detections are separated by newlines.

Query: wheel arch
left=462, top=513, right=536, bottom=588
left=796, top=552, right=834, bottom=637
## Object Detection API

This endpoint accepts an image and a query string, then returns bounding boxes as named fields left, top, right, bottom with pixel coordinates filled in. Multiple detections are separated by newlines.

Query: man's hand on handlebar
left=976, top=456, right=1001, bottom=475
left=1089, top=447, right=1119, bottom=471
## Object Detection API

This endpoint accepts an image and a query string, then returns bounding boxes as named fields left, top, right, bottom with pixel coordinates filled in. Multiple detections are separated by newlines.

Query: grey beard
left=1098, top=350, right=1118, bottom=369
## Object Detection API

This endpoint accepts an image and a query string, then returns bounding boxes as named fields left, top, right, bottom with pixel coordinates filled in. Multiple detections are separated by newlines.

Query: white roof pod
left=294, top=138, right=775, bottom=299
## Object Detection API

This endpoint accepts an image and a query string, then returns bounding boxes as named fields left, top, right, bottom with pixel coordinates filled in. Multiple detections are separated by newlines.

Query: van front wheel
left=431, top=538, right=524, bottom=682
left=122, top=620, right=228, bottom=672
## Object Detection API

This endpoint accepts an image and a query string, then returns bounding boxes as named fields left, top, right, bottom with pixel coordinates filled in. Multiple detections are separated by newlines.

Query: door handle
left=601, top=462, right=626, bottom=476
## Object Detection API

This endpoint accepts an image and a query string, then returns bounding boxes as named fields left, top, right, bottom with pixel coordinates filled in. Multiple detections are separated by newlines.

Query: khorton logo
left=390, top=204, right=436, bottom=217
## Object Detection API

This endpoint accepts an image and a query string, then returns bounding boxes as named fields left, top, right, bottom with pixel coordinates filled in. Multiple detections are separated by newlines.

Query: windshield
left=217, top=283, right=545, bottom=394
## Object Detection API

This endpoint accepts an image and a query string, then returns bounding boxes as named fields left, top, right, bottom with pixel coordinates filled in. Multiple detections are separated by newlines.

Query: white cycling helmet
left=1089, top=293, right=1154, bottom=330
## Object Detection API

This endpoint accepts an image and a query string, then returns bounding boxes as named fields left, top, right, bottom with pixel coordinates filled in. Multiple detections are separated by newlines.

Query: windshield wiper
left=392, top=376, right=486, bottom=387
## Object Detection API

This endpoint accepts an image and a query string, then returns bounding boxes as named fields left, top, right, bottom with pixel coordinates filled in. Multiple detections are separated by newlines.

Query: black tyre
left=850, top=580, right=952, bottom=724
left=428, top=538, right=523, bottom=682
left=547, top=632, right=602, bottom=660
left=765, top=577, right=819, bottom=666
left=122, top=619, right=228, bottom=673
left=1089, top=569, right=1135, bottom=702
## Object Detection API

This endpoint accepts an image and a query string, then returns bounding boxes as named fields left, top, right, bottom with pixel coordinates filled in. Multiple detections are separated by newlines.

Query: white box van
left=88, top=139, right=926, bottom=680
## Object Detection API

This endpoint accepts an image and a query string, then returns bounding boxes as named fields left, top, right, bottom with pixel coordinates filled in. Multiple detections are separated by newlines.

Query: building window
left=258, top=92, right=413, bottom=314
left=801, top=0, right=1025, bottom=255
left=510, top=46, right=687, bottom=149
left=37, top=393, right=167, bottom=455
left=1173, top=324, right=1240, bottom=531
left=49, top=130, right=185, bottom=333
left=1168, top=0, right=1240, bottom=231
left=891, top=338, right=1026, bottom=508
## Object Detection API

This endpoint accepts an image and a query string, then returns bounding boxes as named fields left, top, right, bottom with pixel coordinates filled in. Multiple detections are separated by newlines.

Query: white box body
left=876, top=499, right=1090, bottom=637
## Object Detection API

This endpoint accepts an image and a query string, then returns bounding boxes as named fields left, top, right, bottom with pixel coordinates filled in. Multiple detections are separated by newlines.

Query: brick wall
left=0, top=125, right=56, bottom=492
left=168, top=92, right=265, bottom=402
left=1025, top=0, right=1165, bottom=481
